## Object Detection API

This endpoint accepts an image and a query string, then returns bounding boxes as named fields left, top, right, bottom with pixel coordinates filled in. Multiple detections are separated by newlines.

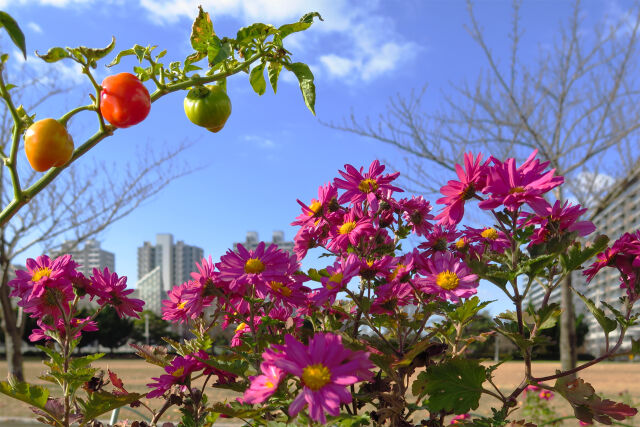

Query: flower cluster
left=8, top=255, right=143, bottom=343
left=243, top=333, right=373, bottom=424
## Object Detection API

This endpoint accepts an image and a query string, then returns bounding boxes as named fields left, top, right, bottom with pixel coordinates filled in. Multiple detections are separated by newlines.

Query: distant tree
left=94, top=306, right=133, bottom=353
left=0, top=66, right=195, bottom=380
left=131, top=310, right=179, bottom=345
left=329, top=0, right=640, bottom=375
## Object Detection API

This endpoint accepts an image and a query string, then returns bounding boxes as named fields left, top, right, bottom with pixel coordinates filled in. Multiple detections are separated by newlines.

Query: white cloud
left=11, top=50, right=86, bottom=86
left=27, top=22, right=43, bottom=34
left=244, top=135, right=277, bottom=149
left=4, top=0, right=418, bottom=84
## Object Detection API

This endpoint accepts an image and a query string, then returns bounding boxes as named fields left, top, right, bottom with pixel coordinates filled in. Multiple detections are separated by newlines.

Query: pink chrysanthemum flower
left=370, top=281, right=415, bottom=315
left=479, top=150, right=564, bottom=212
left=147, top=351, right=234, bottom=398
left=293, top=224, right=323, bottom=260
left=292, top=182, right=338, bottom=227
left=334, top=160, right=403, bottom=211
left=418, top=225, right=460, bottom=256
left=327, top=206, right=376, bottom=253
left=313, top=254, right=360, bottom=306
left=462, top=226, right=510, bottom=255
left=28, top=316, right=98, bottom=342
left=271, top=333, right=374, bottom=424
left=519, top=200, right=596, bottom=245
left=242, top=363, right=285, bottom=404
left=217, top=242, right=292, bottom=294
left=538, top=390, right=554, bottom=400
left=400, top=196, right=434, bottom=236
left=162, top=281, right=195, bottom=323
left=523, top=384, right=540, bottom=394
left=417, top=251, right=478, bottom=302
left=9, top=255, right=77, bottom=318
left=450, top=413, right=471, bottom=424
left=91, top=268, right=144, bottom=319
left=436, top=152, right=489, bottom=226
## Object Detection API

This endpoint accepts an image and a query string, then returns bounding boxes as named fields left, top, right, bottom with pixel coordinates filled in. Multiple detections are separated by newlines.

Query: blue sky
left=1, top=0, right=632, bottom=314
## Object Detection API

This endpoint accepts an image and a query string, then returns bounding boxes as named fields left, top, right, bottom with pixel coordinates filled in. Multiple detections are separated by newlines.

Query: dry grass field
left=0, top=358, right=638, bottom=425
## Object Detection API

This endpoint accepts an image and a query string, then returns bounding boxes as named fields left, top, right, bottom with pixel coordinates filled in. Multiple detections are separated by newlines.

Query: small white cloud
left=319, top=54, right=357, bottom=78
left=27, top=22, right=43, bottom=33
left=11, top=50, right=86, bottom=86
left=244, top=135, right=277, bottom=149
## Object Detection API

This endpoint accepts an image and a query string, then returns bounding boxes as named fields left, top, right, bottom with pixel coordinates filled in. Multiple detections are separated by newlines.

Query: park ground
left=0, top=359, right=638, bottom=425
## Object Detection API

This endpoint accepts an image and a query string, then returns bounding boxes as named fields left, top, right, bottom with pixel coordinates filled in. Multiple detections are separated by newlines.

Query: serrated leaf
left=555, top=377, right=638, bottom=424
left=211, top=401, right=264, bottom=418
left=130, top=343, right=171, bottom=367
left=268, top=61, right=282, bottom=93
left=0, top=380, right=49, bottom=410
left=284, top=62, right=315, bottom=115
left=236, top=23, right=277, bottom=45
left=517, top=254, right=556, bottom=278
left=78, top=36, right=116, bottom=61
left=70, top=353, right=104, bottom=370
left=190, top=6, right=214, bottom=52
left=561, top=235, right=609, bottom=272
left=78, top=391, right=143, bottom=422
left=448, top=296, right=494, bottom=323
left=107, top=48, right=135, bottom=67
left=35, top=46, right=71, bottom=63
left=573, top=289, right=617, bottom=334
left=0, top=11, right=26, bottom=59
left=527, top=303, right=561, bottom=330
left=415, top=358, right=486, bottom=414
left=278, top=12, right=323, bottom=39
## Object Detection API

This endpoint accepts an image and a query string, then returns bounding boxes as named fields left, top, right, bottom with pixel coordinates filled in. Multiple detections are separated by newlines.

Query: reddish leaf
left=591, top=398, right=638, bottom=424
left=108, top=370, right=126, bottom=394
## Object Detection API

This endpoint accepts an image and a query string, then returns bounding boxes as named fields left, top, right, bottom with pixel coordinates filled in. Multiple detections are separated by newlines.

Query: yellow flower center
left=481, top=228, right=499, bottom=240
left=265, top=380, right=274, bottom=388
left=339, top=221, right=357, bottom=235
left=32, top=267, right=52, bottom=282
left=308, top=200, right=322, bottom=216
left=301, top=363, right=331, bottom=390
left=389, top=263, right=405, bottom=281
left=455, top=238, right=467, bottom=249
left=436, top=271, right=460, bottom=290
left=358, top=178, right=379, bottom=193
left=244, top=258, right=265, bottom=274
left=235, top=322, right=247, bottom=333
left=326, top=273, right=343, bottom=290
left=509, top=186, right=526, bottom=194
left=177, top=301, right=187, bottom=310
left=172, top=367, right=185, bottom=378
left=269, top=281, right=292, bottom=297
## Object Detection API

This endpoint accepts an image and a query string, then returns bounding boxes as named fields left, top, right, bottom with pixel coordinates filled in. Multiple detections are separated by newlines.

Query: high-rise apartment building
left=136, top=234, right=204, bottom=315
left=234, top=230, right=294, bottom=254
left=53, top=239, right=115, bottom=277
left=524, top=175, right=640, bottom=356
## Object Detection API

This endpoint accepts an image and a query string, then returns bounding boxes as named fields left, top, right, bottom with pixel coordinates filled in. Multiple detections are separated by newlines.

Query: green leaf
left=448, top=296, right=494, bottom=324
left=517, top=253, right=556, bottom=278
left=190, top=6, right=215, bottom=52
left=107, top=48, right=135, bottom=67
left=0, top=11, right=26, bottom=59
left=284, top=62, right=316, bottom=115
left=0, top=380, right=49, bottom=410
left=78, top=36, right=116, bottom=61
left=268, top=61, right=282, bottom=93
left=573, top=289, right=617, bottom=334
left=70, top=353, right=104, bottom=370
left=35, top=47, right=70, bottom=63
left=560, top=234, right=609, bottom=272
left=278, top=12, right=323, bottom=39
left=236, top=23, right=277, bottom=45
left=527, top=303, right=562, bottom=330
left=415, top=358, right=486, bottom=414
left=78, top=391, right=143, bottom=422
